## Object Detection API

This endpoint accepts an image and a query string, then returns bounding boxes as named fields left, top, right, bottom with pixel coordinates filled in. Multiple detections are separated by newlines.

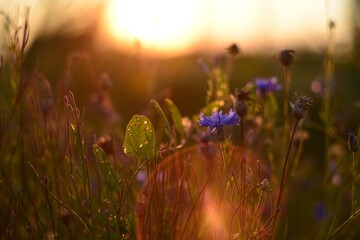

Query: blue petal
left=222, top=109, right=240, bottom=125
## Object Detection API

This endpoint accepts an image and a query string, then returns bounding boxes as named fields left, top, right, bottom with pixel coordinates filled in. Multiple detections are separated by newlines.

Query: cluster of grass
left=0, top=9, right=360, bottom=240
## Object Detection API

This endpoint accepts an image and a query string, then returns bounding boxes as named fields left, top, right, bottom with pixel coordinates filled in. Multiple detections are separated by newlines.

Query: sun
left=103, top=0, right=198, bottom=55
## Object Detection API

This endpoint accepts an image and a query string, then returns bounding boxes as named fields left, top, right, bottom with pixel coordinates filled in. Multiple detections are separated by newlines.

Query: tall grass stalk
left=352, top=151, right=356, bottom=215
left=323, top=0, right=335, bottom=202
left=272, top=118, right=300, bottom=234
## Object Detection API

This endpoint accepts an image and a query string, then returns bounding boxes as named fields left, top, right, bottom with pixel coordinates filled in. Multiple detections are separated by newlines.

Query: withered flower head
left=290, top=96, right=313, bottom=119
left=278, top=50, right=295, bottom=67
left=226, top=43, right=240, bottom=58
left=232, top=88, right=252, bottom=117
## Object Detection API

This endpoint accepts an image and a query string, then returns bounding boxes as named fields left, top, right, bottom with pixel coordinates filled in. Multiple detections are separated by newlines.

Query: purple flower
left=314, top=202, right=326, bottom=221
left=254, top=77, right=282, bottom=95
left=198, top=109, right=240, bottom=135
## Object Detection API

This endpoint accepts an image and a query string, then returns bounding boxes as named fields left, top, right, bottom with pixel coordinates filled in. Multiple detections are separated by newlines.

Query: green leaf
left=123, top=115, right=156, bottom=160
left=92, top=144, right=122, bottom=190
left=165, top=98, right=185, bottom=142
left=150, top=100, right=174, bottom=146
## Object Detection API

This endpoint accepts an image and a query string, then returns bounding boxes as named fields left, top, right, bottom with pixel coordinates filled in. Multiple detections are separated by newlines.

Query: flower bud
left=260, top=178, right=270, bottom=192
left=348, top=130, right=359, bottom=152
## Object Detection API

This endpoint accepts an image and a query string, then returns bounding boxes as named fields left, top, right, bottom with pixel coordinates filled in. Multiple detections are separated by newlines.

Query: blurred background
left=0, top=0, right=358, bottom=120
left=1, top=0, right=360, bottom=237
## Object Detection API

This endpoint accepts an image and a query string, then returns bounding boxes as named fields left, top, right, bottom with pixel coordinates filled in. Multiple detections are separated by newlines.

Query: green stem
left=251, top=191, right=264, bottom=233
left=327, top=208, right=360, bottom=239
left=119, top=159, right=148, bottom=211
left=220, top=141, right=228, bottom=173
left=171, top=158, right=190, bottom=239
left=28, top=161, right=90, bottom=232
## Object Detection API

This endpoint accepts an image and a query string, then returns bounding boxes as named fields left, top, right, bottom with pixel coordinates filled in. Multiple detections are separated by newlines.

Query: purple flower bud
left=348, top=130, right=359, bottom=152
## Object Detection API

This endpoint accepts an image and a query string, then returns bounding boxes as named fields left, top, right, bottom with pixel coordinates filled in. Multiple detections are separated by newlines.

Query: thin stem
left=327, top=208, right=360, bottom=239
left=283, top=65, right=291, bottom=157
left=272, top=119, right=300, bottom=235
left=323, top=0, right=335, bottom=213
left=65, top=102, right=73, bottom=175
left=28, top=161, right=90, bottom=232
left=171, top=157, right=190, bottom=239
left=283, top=66, right=290, bottom=126
left=251, top=191, right=265, bottom=233
left=119, top=159, right=148, bottom=211
left=220, top=141, right=227, bottom=171
left=352, top=152, right=356, bottom=216
left=181, top=168, right=214, bottom=239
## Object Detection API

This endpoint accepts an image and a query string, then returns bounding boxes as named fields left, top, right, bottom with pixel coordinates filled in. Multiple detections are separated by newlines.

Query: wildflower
left=278, top=49, right=295, bottom=66
left=231, top=88, right=252, bottom=118
left=348, top=130, right=359, bottom=152
left=314, top=202, right=326, bottom=221
left=198, top=109, right=240, bottom=137
left=290, top=96, right=313, bottom=120
left=254, top=77, right=282, bottom=96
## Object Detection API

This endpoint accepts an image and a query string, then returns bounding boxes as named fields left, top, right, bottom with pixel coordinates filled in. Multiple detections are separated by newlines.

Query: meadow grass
left=0, top=9, right=359, bottom=240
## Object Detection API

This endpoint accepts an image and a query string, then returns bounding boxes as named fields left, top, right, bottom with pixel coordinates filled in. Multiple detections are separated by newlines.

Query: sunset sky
left=0, top=0, right=354, bottom=57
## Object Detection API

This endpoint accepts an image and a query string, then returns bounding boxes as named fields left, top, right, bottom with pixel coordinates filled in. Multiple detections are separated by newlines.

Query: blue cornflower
left=198, top=109, right=240, bottom=135
left=254, top=77, right=282, bottom=95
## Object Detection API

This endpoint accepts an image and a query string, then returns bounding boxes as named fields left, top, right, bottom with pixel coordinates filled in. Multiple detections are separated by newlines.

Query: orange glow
left=100, top=0, right=351, bottom=56
left=103, top=0, right=200, bottom=55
